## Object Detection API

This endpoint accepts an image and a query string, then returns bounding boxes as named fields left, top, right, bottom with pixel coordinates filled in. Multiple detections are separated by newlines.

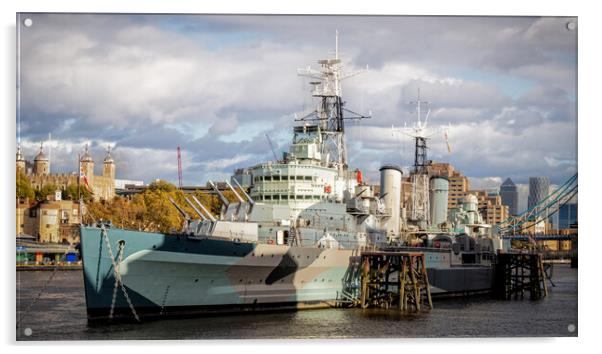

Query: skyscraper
left=528, top=176, right=550, bottom=210
left=499, top=178, right=518, bottom=215
left=558, top=203, right=578, bottom=229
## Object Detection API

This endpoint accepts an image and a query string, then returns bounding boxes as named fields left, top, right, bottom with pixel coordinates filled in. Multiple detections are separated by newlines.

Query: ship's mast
left=394, top=89, right=450, bottom=227
left=296, top=31, right=369, bottom=170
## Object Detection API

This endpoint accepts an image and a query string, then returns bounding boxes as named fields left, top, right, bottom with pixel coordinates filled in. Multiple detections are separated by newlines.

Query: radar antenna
left=296, top=30, right=370, bottom=170
left=392, top=88, right=452, bottom=227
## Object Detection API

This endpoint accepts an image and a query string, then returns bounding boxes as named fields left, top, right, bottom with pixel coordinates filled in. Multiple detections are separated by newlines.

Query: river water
left=16, top=265, right=577, bottom=340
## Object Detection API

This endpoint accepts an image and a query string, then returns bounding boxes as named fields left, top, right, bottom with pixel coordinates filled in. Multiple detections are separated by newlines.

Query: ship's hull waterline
left=81, top=226, right=494, bottom=321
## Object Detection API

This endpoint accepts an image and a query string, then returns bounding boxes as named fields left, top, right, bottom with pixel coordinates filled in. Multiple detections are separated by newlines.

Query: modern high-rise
left=499, top=178, right=518, bottom=215
left=558, top=203, right=578, bottom=229
left=528, top=176, right=550, bottom=210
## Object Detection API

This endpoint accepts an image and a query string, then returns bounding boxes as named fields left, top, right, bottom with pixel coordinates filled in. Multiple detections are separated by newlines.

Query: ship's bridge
left=249, top=162, right=337, bottom=204
left=289, top=124, right=322, bottom=162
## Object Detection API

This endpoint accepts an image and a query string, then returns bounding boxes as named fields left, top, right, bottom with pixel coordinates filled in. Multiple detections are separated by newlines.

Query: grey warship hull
left=81, top=226, right=493, bottom=321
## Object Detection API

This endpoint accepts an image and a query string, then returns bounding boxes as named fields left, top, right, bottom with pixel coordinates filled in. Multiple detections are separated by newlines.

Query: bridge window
left=264, top=176, right=272, bottom=181
left=273, top=176, right=281, bottom=181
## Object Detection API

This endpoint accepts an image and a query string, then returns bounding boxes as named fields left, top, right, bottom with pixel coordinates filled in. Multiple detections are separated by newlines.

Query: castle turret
left=102, top=146, right=115, bottom=180
left=80, top=144, right=94, bottom=186
left=33, top=142, right=49, bottom=175
left=16, top=144, right=26, bottom=173
left=102, top=146, right=116, bottom=200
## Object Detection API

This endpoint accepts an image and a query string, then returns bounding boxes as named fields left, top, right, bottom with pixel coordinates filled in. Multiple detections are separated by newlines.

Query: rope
left=101, top=227, right=140, bottom=322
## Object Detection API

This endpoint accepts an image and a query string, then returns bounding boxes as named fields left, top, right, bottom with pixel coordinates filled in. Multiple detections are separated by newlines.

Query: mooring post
left=409, top=255, right=420, bottom=311
left=420, top=254, right=433, bottom=310
left=360, top=256, right=369, bottom=309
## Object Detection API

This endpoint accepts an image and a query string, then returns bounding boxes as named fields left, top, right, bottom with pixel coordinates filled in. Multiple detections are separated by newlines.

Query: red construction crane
left=177, top=146, right=183, bottom=189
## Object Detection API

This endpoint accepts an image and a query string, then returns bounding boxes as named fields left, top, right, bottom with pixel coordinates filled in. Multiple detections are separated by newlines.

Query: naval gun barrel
left=225, top=180, right=245, bottom=204
left=168, top=197, right=190, bottom=221
left=184, top=197, right=207, bottom=221
left=191, top=195, right=217, bottom=222
left=208, top=180, right=230, bottom=206
left=231, top=178, right=255, bottom=205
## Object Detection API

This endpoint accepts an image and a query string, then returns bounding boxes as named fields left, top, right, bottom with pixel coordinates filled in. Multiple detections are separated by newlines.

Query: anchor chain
left=102, top=227, right=140, bottom=322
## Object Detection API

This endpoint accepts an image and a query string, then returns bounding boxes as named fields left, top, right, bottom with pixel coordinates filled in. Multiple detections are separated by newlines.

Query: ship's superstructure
left=80, top=33, right=501, bottom=321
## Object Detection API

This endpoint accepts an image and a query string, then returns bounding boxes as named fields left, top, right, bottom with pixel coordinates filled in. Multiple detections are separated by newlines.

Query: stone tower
left=33, top=142, right=49, bottom=175
left=16, top=144, right=26, bottom=173
left=103, top=146, right=115, bottom=180
left=80, top=144, right=95, bottom=186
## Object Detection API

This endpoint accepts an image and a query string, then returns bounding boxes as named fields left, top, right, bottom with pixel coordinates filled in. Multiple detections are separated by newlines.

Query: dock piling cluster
left=494, top=252, right=548, bottom=300
left=360, top=251, right=433, bottom=311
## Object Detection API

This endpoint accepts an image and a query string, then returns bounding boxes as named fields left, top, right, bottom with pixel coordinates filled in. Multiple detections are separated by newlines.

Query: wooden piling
left=494, top=252, right=548, bottom=300
left=359, top=251, right=432, bottom=312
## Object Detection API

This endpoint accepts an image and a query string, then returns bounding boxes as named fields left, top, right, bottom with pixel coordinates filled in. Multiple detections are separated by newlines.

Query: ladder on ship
left=339, top=250, right=362, bottom=306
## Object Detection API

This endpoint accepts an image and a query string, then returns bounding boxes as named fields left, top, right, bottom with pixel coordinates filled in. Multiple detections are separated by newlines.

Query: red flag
left=80, top=165, right=93, bottom=193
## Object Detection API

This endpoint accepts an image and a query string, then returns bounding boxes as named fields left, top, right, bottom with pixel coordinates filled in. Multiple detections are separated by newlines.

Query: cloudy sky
left=17, top=14, right=577, bottom=210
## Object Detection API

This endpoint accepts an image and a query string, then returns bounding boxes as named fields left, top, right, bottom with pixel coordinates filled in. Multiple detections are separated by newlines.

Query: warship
left=80, top=34, right=501, bottom=321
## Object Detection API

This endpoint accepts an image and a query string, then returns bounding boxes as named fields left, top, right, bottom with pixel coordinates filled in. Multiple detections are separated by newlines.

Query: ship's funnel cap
left=379, top=164, right=403, bottom=174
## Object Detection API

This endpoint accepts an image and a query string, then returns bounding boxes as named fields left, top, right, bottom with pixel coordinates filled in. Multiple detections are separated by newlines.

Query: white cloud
left=17, top=14, right=577, bottom=188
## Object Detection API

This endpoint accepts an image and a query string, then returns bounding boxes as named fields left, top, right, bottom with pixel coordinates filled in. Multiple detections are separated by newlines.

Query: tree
left=62, top=183, right=93, bottom=202
left=35, top=183, right=59, bottom=201
left=16, top=170, right=34, bottom=200
left=81, top=180, right=237, bottom=234
left=148, top=179, right=177, bottom=193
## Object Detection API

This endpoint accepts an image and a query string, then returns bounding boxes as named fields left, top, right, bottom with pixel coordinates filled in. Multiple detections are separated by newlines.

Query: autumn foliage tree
left=83, top=180, right=244, bottom=234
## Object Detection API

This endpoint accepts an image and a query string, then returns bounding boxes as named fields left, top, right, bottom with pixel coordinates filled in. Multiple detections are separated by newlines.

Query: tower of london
left=17, top=143, right=116, bottom=201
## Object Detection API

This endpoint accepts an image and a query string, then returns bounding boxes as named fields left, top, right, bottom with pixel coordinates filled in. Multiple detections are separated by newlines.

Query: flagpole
left=78, top=153, right=81, bottom=202
left=78, top=152, right=83, bottom=225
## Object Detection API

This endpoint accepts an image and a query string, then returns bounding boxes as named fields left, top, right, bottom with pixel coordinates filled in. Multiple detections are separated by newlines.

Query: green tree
left=16, top=170, right=35, bottom=200
left=62, top=183, right=93, bottom=202
left=35, top=183, right=59, bottom=201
